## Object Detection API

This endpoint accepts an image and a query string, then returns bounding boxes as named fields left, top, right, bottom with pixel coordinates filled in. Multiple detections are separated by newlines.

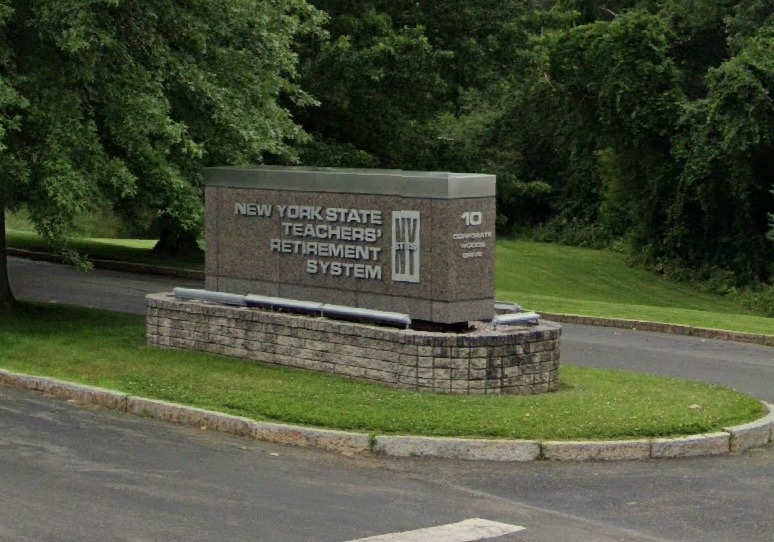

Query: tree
left=480, top=2, right=773, bottom=283
left=295, top=1, right=449, bottom=168
left=509, top=9, right=683, bottom=243
left=670, top=23, right=774, bottom=281
left=0, top=0, right=24, bottom=310
left=0, top=0, right=324, bottom=311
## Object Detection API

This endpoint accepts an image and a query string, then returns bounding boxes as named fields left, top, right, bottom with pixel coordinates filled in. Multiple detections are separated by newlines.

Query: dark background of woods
left=0, top=1, right=772, bottom=311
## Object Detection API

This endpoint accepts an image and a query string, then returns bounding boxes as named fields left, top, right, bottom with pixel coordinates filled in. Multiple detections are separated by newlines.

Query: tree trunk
left=0, top=201, right=16, bottom=313
left=152, top=216, right=203, bottom=258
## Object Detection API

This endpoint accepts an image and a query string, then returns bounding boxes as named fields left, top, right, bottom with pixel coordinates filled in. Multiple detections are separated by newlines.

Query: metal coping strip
left=173, top=288, right=411, bottom=329
left=492, top=312, right=540, bottom=328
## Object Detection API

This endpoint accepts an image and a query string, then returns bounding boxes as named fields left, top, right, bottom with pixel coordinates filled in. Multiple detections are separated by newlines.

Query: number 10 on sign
left=462, top=211, right=482, bottom=226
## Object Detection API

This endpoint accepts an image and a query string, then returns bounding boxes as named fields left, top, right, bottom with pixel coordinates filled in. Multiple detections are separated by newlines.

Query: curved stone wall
left=146, top=293, right=561, bottom=395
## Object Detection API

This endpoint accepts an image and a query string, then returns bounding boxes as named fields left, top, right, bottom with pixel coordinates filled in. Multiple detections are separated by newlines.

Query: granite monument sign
left=146, top=166, right=561, bottom=395
left=204, top=166, right=496, bottom=324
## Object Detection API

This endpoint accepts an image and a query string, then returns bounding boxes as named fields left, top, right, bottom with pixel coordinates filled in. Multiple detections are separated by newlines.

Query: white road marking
left=345, top=518, right=525, bottom=541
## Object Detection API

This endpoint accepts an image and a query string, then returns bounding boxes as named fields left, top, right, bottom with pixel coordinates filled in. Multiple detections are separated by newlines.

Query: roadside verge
left=7, top=248, right=204, bottom=280
left=2, top=369, right=771, bottom=462
left=542, top=312, right=774, bottom=347
left=11, top=250, right=771, bottom=346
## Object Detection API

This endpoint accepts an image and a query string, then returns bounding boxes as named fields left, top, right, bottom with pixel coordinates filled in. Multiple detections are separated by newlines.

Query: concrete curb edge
left=1, top=369, right=771, bottom=462
left=540, top=312, right=774, bottom=347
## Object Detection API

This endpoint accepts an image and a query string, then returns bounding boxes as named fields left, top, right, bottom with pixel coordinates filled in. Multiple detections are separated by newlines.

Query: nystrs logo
left=391, top=211, right=420, bottom=282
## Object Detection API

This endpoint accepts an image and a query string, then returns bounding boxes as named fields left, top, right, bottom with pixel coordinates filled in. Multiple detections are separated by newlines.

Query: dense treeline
left=0, top=1, right=771, bottom=312
left=0, top=0, right=324, bottom=309
left=295, top=0, right=774, bottom=296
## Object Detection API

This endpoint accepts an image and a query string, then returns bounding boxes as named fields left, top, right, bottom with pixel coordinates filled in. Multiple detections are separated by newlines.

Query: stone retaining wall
left=146, top=293, right=561, bottom=395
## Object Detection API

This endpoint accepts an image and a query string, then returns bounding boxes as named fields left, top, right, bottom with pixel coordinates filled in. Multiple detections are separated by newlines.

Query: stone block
left=364, top=368, right=397, bottom=384
left=127, top=397, right=255, bottom=437
left=396, top=363, right=417, bottom=378
left=400, top=342, right=420, bottom=354
left=451, top=368, right=469, bottom=381
left=398, top=374, right=418, bottom=387
left=469, top=357, right=488, bottom=371
left=468, top=368, right=489, bottom=381
left=365, top=347, right=400, bottom=364
left=398, top=354, right=418, bottom=366
left=450, top=357, right=469, bottom=371
left=417, top=356, right=434, bottom=369
left=169, top=337, right=196, bottom=349
left=433, top=379, right=451, bottom=393
left=417, top=367, right=433, bottom=380
left=650, top=433, right=730, bottom=458
left=251, top=422, right=370, bottom=455
left=336, top=365, right=368, bottom=379
left=542, top=440, right=651, bottom=461
left=725, top=405, right=774, bottom=453
left=418, top=345, right=434, bottom=357
left=451, top=381, right=470, bottom=393
left=433, top=368, right=451, bottom=381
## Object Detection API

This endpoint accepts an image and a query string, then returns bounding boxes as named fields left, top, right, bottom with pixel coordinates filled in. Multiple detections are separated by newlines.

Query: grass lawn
left=0, top=303, right=765, bottom=441
left=6, top=230, right=204, bottom=271
left=496, top=240, right=774, bottom=336
left=5, top=229, right=772, bottom=335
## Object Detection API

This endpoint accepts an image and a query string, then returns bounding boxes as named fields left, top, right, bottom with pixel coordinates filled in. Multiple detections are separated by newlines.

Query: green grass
left=6, top=207, right=127, bottom=238
left=5, top=225, right=772, bottom=335
left=496, top=240, right=774, bottom=336
left=0, top=303, right=765, bottom=440
left=6, top=230, right=204, bottom=271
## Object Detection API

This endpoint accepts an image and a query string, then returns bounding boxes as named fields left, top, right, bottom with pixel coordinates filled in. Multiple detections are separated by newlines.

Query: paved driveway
left=3, top=257, right=773, bottom=541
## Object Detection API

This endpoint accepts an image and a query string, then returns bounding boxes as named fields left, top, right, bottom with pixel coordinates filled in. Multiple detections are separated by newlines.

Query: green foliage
left=0, top=1, right=24, bottom=157
left=5, top=0, right=768, bottom=295
left=1, top=0, right=324, bottom=259
left=670, top=23, right=774, bottom=281
left=483, top=2, right=773, bottom=286
left=290, top=1, right=774, bottom=288
left=535, top=218, right=616, bottom=249
left=735, top=283, right=774, bottom=317
left=296, top=1, right=449, bottom=167
left=496, top=177, right=554, bottom=234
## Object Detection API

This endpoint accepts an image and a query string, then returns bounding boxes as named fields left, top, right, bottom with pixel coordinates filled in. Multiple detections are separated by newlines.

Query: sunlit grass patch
left=0, top=303, right=765, bottom=441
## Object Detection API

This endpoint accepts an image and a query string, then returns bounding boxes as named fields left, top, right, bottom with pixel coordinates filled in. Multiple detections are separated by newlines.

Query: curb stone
left=0, top=369, right=771, bottom=462
left=541, top=312, right=773, bottom=347
left=725, top=404, right=774, bottom=454
left=0, top=370, right=128, bottom=411
left=126, top=396, right=256, bottom=438
left=373, top=435, right=540, bottom=461
left=650, top=432, right=731, bottom=458
left=542, top=440, right=651, bottom=461
left=251, top=423, right=371, bottom=455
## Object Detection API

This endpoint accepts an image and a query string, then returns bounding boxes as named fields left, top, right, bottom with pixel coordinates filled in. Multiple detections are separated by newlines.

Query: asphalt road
left=563, top=324, right=774, bottom=403
left=3, top=257, right=773, bottom=541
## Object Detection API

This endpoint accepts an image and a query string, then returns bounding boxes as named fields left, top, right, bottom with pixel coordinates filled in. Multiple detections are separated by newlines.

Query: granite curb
left=540, top=312, right=774, bottom=347
left=1, top=369, right=771, bottom=462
